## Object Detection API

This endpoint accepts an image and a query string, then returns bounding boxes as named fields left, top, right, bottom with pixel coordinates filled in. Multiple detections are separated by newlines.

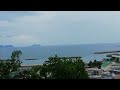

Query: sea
left=0, top=43, right=120, bottom=65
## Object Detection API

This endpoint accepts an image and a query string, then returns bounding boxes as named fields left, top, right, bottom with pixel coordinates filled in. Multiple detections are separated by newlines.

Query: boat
left=25, top=59, right=38, bottom=60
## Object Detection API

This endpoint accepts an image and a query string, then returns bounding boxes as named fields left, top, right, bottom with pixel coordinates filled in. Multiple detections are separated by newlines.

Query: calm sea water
left=0, top=43, right=120, bottom=65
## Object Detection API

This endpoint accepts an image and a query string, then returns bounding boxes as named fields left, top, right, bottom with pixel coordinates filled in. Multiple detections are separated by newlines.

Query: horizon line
left=1, top=42, right=120, bottom=47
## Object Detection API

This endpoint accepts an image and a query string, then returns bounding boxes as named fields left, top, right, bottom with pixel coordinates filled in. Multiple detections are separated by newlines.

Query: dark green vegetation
left=87, top=60, right=102, bottom=69
left=0, top=51, right=89, bottom=79
left=0, top=50, right=22, bottom=79
left=110, top=57, right=120, bottom=62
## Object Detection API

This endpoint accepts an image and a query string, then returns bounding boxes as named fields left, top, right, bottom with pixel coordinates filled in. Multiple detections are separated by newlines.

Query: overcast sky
left=0, top=11, right=120, bottom=46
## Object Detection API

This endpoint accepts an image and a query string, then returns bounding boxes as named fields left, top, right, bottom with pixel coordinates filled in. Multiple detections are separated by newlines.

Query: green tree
left=36, top=55, right=89, bottom=79
left=29, top=65, right=43, bottom=79
left=87, top=60, right=102, bottom=68
left=88, top=61, right=92, bottom=68
left=14, top=69, right=32, bottom=79
left=0, top=51, right=89, bottom=79
left=114, top=57, right=119, bottom=62
left=93, top=60, right=97, bottom=67
left=0, top=50, right=22, bottom=79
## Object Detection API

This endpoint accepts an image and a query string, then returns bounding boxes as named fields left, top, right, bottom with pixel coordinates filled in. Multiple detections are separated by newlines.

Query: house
left=86, top=68, right=102, bottom=79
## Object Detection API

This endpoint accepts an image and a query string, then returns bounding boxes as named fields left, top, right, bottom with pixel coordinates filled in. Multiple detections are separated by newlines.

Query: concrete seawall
left=19, top=64, right=42, bottom=70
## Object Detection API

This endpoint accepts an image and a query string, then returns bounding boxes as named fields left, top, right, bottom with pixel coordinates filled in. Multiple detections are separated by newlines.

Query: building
left=86, top=68, right=102, bottom=79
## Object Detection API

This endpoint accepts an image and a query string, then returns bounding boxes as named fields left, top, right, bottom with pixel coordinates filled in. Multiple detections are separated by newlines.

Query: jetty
left=94, top=50, right=120, bottom=54
left=48, top=56, right=82, bottom=60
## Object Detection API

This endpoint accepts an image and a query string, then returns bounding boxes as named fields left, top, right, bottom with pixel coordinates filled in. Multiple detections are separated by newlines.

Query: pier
left=94, top=50, right=120, bottom=54
left=48, top=56, right=82, bottom=60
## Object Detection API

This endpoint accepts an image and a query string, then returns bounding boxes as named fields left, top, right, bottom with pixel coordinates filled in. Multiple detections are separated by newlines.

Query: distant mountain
left=5, top=45, right=14, bottom=47
left=0, top=45, right=14, bottom=47
left=31, top=44, right=41, bottom=47
left=0, top=45, right=3, bottom=47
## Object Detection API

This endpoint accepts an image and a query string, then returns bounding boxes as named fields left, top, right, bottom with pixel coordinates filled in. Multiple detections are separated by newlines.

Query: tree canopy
left=34, top=55, right=89, bottom=79
left=0, top=51, right=89, bottom=79
left=0, top=50, right=22, bottom=79
left=88, top=60, right=102, bottom=69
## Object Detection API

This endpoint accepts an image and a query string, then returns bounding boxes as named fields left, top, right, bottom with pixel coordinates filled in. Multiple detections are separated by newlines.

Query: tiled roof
left=115, top=76, right=120, bottom=79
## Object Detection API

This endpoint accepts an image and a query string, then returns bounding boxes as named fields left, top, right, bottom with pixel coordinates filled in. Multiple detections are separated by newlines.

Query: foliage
left=35, top=55, right=89, bottom=79
left=0, top=51, right=89, bottom=79
left=0, top=50, right=22, bottom=79
left=14, top=65, right=43, bottom=79
left=110, top=57, right=119, bottom=62
left=13, top=69, right=32, bottom=79
left=88, top=60, right=102, bottom=69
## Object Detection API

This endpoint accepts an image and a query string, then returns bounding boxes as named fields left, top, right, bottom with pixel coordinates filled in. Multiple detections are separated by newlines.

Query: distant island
left=5, top=45, right=14, bottom=47
left=0, top=45, right=14, bottom=47
left=0, top=44, right=42, bottom=47
left=0, top=45, right=3, bottom=47
left=31, top=44, right=41, bottom=47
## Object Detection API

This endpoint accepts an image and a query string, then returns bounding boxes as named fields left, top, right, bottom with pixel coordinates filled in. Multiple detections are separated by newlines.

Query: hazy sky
left=0, top=11, right=120, bottom=46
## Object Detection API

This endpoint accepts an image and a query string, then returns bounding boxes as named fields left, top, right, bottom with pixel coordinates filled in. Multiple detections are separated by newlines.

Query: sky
left=0, top=11, right=120, bottom=47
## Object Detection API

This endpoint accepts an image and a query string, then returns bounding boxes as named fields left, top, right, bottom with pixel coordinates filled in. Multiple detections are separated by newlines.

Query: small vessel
left=25, top=59, right=38, bottom=60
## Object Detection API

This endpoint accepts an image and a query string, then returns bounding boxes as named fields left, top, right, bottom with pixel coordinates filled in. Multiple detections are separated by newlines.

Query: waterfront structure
left=86, top=68, right=102, bottom=79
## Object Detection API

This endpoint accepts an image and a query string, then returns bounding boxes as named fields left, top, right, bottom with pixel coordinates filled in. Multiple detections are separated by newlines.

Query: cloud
left=0, top=34, right=39, bottom=46
left=1, top=11, right=120, bottom=46
left=13, top=35, right=34, bottom=41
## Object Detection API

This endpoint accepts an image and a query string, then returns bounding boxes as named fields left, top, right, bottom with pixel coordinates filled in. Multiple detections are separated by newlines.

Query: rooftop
left=86, top=68, right=101, bottom=71
left=115, top=76, right=120, bottom=79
